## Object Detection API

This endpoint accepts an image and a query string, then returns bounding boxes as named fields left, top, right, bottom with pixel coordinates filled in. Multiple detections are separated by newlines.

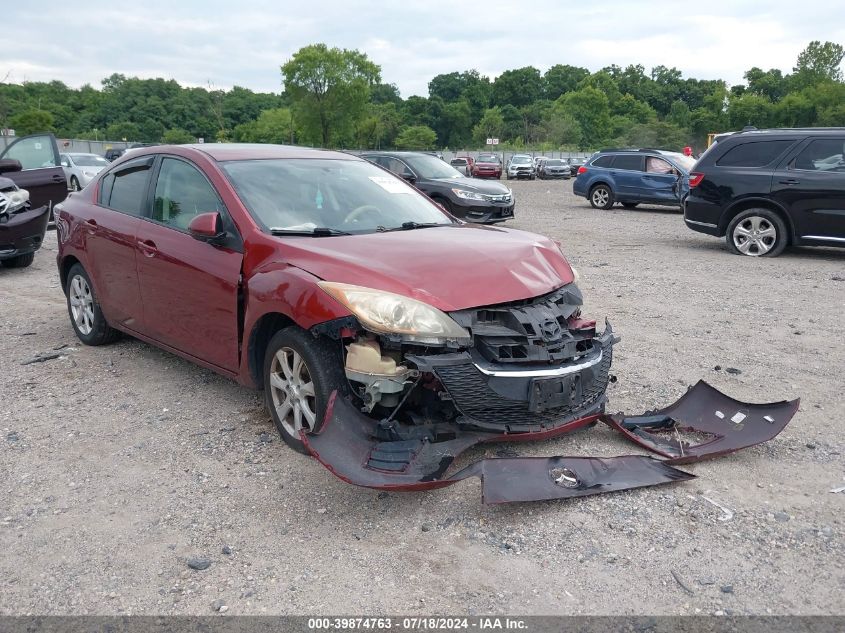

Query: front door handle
left=137, top=239, right=158, bottom=257
left=52, top=174, right=66, bottom=183
left=778, top=179, right=800, bottom=185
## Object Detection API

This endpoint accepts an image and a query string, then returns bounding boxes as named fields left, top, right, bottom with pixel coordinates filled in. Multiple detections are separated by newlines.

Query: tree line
left=1, top=40, right=842, bottom=152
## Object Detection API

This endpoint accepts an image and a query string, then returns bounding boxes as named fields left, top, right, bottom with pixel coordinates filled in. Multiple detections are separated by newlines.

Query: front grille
left=450, top=285, right=593, bottom=364
left=434, top=346, right=612, bottom=428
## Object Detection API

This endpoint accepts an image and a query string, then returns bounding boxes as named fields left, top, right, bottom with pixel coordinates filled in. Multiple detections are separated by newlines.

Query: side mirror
left=0, top=159, right=22, bottom=174
left=188, top=212, right=226, bottom=243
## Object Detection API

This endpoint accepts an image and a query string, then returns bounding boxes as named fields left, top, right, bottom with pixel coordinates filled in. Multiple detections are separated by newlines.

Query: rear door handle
left=779, top=179, right=800, bottom=185
left=52, top=174, right=66, bottom=183
left=137, top=239, right=158, bottom=257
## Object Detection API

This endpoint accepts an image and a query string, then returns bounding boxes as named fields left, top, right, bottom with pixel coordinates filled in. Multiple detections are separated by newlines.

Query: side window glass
left=646, top=157, right=673, bottom=173
left=592, top=155, right=613, bottom=168
left=611, top=155, right=643, bottom=171
left=60, top=154, right=70, bottom=167
left=716, top=140, right=795, bottom=168
left=106, top=163, right=151, bottom=216
left=4, top=135, right=56, bottom=170
left=153, top=158, right=221, bottom=230
left=792, top=139, right=845, bottom=172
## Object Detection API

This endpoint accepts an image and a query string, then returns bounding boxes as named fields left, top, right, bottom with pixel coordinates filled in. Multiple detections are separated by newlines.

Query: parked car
left=684, top=127, right=845, bottom=257
left=104, top=148, right=125, bottom=162
left=60, top=152, right=110, bottom=191
left=506, top=154, right=535, bottom=180
left=538, top=158, right=571, bottom=180
left=449, top=156, right=474, bottom=176
left=55, top=143, right=613, bottom=468
left=568, top=158, right=586, bottom=177
left=471, top=153, right=502, bottom=179
left=0, top=133, right=67, bottom=267
left=360, top=151, right=514, bottom=223
left=573, top=149, right=695, bottom=210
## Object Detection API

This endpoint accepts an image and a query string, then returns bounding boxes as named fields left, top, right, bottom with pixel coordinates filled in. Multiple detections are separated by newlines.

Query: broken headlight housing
left=0, top=187, right=29, bottom=216
left=319, top=282, right=471, bottom=345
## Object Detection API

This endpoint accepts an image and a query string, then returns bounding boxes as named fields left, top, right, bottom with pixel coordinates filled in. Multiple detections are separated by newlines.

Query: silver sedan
left=60, top=153, right=109, bottom=191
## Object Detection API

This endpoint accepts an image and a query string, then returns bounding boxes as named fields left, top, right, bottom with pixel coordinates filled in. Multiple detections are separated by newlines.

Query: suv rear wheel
left=726, top=209, right=788, bottom=257
left=589, top=185, right=614, bottom=210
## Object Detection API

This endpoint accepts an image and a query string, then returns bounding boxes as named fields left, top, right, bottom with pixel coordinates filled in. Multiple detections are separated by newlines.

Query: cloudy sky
left=3, top=1, right=844, bottom=96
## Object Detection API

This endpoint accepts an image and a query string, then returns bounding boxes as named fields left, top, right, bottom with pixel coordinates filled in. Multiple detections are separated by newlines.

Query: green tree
left=793, top=40, right=845, bottom=86
left=728, top=93, right=774, bottom=128
left=104, top=121, right=140, bottom=141
left=162, top=128, right=196, bottom=144
left=492, top=67, right=544, bottom=108
left=472, top=107, right=505, bottom=146
left=616, top=121, right=688, bottom=150
left=8, top=109, right=55, bottom=135
left=544, top=65, right=589, bottom=101
left=557, top=87, right=611, bottom=149
left=281, top=43, right=380, bottom=147
left=541, top=110, right=582, bottom=148
left=395, top=125, right=437, bottom=149
left=233, top=108, right=294, bottom=144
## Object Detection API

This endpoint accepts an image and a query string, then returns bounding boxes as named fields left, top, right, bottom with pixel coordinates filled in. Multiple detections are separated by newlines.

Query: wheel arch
left=59, top=255, right=82, bottom=293
left=247, top=312, right=296, bottom=390
left=720, top=198, right=795, bottom=243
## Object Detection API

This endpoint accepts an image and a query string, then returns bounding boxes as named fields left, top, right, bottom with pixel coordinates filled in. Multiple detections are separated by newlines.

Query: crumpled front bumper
left=0, top=204, right=50, bottom=259
left=302, top=381, right=799, bottom=504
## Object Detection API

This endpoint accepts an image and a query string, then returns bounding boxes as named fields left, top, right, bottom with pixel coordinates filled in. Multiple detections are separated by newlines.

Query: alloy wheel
left=69, top=275, right=95, bottom=335
left=733, top=215, right=777, bottom=256
left=269, top=347, right=317, bottom=437
left=592, top=188, right=609, bottom=207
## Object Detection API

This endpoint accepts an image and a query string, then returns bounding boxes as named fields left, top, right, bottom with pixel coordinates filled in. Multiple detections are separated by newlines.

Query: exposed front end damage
left=305, top=283, right=799, bottom=504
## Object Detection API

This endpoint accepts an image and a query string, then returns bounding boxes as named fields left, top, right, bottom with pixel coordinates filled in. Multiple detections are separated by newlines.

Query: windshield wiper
left=269, top=227, right=351, bottom=237
left=377, top=221, right=449, bottom=232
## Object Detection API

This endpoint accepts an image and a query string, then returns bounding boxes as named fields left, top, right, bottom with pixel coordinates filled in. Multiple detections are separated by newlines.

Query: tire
left=589, top=185, right=614, bottom=210
left=70, top=176, right=80, bottom=192
left=726, top=208, right=788, bottom=257
left=65, top=263, right=121, bottom=345
left=263, top=326, right=346, bottom=454
left=622, top=202, right=639, bottom=209
left=1, top=252, right=35, bottom=268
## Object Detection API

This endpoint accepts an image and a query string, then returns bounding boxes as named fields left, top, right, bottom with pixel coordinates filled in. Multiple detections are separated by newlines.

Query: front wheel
left=1, top=252, right=35, bottom=268
left=726, top=209, right=788, bottom=257
left=589, top=185, right=614, bottom=210
left=263, top=327, right=346, bottom=453
left=70, top=176, right=80, bottom=192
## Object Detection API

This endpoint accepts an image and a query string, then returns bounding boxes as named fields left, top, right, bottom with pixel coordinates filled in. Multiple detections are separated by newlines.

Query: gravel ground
left=2, top=179, right=844, bottom=616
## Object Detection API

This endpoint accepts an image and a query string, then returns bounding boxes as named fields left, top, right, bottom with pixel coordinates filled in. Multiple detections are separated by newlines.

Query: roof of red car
left=161, top=144, right=360, bottom=162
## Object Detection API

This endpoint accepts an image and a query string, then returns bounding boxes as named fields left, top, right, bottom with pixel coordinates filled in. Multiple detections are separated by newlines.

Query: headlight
left=319, top=282, right=470, bottom=344
left=0, top=187, right=29, bottom=215
left=451, top=188, right=486, bottom=201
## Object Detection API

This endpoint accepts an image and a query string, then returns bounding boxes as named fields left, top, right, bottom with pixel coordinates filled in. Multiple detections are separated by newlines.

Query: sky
left=3, top=0, right=844, bottom=97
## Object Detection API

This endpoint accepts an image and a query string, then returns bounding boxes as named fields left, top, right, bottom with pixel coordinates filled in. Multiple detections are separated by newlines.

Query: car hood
left=277, top=224, right=574, bottom=312
left=433, top=177, right=510, bottom=194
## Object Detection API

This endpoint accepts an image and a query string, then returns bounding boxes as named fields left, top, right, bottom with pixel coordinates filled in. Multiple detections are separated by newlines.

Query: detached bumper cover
left=601, top=380, right=799, bottom=464
left=302, top=393, right=693, bottom=503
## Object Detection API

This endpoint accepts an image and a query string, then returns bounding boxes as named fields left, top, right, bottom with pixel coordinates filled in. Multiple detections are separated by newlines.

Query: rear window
left=591, top=155, right=613, bottom=168
left=101, top=161, right=151, bottom=216
left=611, top=155, right=643, bottom=171
left=716, top=140, right=796, bottom=168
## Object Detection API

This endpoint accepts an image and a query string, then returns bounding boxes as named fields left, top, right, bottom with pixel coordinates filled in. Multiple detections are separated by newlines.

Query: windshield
left=70, top=154, right=109, bottom=167
left=222, top=158, right=454, bottom=234
left=402, top=154, right=464, bottom=179
left=544, top=159, right=563, bottom=166
left=477, top=154, right=499, bottom=163
left=512, top=156, right=531, bottom=164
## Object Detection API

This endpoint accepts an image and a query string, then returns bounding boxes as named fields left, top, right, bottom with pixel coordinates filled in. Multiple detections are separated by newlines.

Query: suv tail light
left=577, top=166, right=587, bottom=175
left=689, top=172, right=704, bottom=187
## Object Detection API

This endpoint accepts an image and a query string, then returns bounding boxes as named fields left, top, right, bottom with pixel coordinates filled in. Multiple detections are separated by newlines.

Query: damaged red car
left=55, top=144, right=796, bottom=503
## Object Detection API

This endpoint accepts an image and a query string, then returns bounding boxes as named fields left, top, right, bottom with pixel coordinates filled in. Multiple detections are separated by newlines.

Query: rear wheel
left=726, top=208, right=788, bottom=257
left=589, top=185, right=614, bottom=210
left=65, top=263, right=120, bottom=345
left=263, top=327, right=346, bottom=453
left=70, top=176, right=80, bottom=192
left=1, top=252, right=35, bottom=268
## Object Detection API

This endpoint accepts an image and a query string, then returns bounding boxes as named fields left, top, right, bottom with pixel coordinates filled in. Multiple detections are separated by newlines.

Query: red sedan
left=55, top=144, right=620, bottom=494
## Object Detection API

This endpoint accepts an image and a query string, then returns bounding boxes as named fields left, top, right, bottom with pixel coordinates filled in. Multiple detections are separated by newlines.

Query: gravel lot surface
left=2, top=179, right=844, bottom=616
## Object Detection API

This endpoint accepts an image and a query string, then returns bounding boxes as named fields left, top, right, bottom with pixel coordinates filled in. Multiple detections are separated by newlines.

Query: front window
left=657, top=151, right=695, bottom=171
left=222, top=158, right=455, bottom=234
left=646, top=157, right=673, bottom=174
left=69, top=154, right=109, bottom=168
left=477, top=154, right=499, bottom=163
left=544, top=159, right=563, bottom=166
left=511, top=156, right=531, bottom=165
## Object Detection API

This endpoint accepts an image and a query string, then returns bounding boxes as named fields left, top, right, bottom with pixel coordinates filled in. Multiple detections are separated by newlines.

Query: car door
left=771, top=136, right=845, bottom=241
left=135, top=156, right=244, bottom=371
left=639, top=156, right=682, bottom=203
left=86, top=155, right=152, bottom=329
left=0, top=133, right=67, bottom=210
left=608, top=155, right=645, bottom=199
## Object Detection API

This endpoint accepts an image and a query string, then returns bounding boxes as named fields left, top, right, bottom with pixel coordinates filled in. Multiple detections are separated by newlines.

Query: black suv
left=684, top=128, right=845, bottom=256
left=360, top=151, right=514, bottom=223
